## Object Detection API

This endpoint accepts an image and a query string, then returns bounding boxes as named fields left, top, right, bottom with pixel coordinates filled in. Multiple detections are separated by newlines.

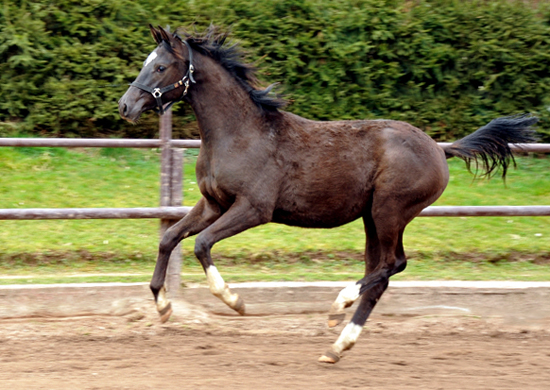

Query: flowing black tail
left=443, top=114, right=538, bottom=178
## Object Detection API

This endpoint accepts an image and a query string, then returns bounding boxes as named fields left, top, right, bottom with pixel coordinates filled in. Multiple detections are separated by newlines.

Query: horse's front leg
left=151, top=197, right=221, bottom=322
left=193, top=197, right=270, bottom=315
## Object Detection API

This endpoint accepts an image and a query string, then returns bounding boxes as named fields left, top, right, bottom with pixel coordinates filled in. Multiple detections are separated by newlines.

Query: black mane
left=176, top=26, right=286, bottom=112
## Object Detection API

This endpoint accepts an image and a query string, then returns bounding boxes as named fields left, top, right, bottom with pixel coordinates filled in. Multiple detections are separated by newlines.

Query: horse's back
left=271, top=114, right=449, bottom=228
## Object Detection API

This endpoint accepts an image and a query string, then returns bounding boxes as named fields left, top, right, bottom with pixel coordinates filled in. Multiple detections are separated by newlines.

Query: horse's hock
left=2, top=281, right=549, bottom=326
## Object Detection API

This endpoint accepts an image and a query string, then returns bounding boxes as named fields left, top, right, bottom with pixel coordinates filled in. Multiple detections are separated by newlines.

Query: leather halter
left=129, top=40, right=196, bottom=115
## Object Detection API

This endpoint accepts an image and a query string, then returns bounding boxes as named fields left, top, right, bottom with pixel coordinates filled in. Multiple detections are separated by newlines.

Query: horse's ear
left=158, top=26, right=172, bottom=43
left=149, top=24, right=162, bottom=44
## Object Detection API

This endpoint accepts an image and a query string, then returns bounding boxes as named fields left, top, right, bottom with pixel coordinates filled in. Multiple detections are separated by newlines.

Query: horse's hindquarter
left=369, top=122, right=449, bottom=219
left=271, top=117, right=449, bottom=228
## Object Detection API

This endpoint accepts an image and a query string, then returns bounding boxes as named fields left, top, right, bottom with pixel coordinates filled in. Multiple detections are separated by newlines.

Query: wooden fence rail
left=0, top=138, right=201, bottom=149
left=0, top=207, right=194, bottom=220
left=1, top=139, right=549, bottom=153
left=1, top=124, right=549, bottom=292
left=1, top=137, right=549, bottom=220
left=1, top=205, right=549, bottom=220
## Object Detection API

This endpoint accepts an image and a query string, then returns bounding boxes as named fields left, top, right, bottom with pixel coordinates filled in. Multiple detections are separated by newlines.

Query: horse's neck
left=188, top=61, right=263, bottom=148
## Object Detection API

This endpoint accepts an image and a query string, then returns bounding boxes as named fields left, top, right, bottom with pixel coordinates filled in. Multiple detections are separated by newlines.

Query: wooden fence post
left=159, top=108, right=183, bottom=297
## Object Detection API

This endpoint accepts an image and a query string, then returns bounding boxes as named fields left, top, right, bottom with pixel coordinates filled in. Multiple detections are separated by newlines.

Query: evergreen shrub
left=1, top=0, right=549, bottom=140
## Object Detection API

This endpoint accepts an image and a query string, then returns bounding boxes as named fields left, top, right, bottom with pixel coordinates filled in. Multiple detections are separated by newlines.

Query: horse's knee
left=159, top=228, right=178, bottom=255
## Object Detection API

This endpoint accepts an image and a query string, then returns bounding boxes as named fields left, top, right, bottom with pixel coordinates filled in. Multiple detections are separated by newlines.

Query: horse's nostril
left=122, top=104, right=128, bottom=116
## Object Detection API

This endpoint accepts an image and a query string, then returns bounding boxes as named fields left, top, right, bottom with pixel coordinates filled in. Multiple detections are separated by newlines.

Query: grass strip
left=1, top=147, right=548, bottom=283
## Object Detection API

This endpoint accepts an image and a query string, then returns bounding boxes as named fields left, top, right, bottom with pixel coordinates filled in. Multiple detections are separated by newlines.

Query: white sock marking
left=331, top=283, right=361, bottom=313
left=338, top=283, right=361, bottom=305
left=156, top=285, right=170, bottom=311
left=332, top=322, right=363, bottom=355
left=206, top=266, right=239, bottom=307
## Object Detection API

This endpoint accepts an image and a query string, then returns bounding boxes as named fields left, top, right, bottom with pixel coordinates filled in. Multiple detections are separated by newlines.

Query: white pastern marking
left=156, top=285, right=170, bottom=311
left=206, top=266, right=225, bottom=295
left=338, top=283, right=361, bottom=305
left=206, top=266, right=239, bottom=307
left=331, top=283, right=361, bottom=312
left=332, top=322, right=363, bottom=354
left=144, top=51, right=158, bottom=67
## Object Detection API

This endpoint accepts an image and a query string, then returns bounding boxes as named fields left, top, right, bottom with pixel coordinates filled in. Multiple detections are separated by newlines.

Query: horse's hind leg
left=320, top=210, right=409, bottom=363
left=327, top=282, right=362, bottom=327
left=320, top=278, right=390, bottom=363
left=150, top=197, right=222, bottom=322
left=327, top=213, right=384, bottom=327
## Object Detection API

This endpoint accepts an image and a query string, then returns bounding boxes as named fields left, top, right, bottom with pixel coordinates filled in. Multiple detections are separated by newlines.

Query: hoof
left=233, top=296, right=246, bottom=316
left=318, top=351, right=340, bottom=364
left=328, top=313, right=345, bottom=328
left=158, top=302, right=173, bottom=323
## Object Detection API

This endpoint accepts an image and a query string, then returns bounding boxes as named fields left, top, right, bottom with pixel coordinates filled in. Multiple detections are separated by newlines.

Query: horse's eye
left=156, top=65, right=166, bottom=73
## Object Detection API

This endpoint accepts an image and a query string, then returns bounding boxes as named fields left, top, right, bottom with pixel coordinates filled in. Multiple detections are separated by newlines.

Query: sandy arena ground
left=1, top=306, right=549, bottom=390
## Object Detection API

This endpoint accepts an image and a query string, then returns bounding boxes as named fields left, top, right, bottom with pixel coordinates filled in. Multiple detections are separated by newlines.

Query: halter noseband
left=129, top=40, right=196, bottom=115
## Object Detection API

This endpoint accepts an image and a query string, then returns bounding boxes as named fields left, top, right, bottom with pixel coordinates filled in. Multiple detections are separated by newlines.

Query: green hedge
left=1, top=0, right=549, bottom=141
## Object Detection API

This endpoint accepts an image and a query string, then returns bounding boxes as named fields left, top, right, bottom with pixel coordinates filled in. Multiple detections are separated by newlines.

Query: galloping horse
left=119, top=26, right=537, bottom=363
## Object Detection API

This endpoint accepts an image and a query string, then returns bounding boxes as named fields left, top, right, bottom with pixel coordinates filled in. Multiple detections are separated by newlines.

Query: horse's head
left=119, top=25, right=194, bottom=123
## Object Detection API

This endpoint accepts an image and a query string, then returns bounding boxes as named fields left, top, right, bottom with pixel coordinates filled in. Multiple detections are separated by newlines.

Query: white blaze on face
left=144, top=50, right=158, bottom=67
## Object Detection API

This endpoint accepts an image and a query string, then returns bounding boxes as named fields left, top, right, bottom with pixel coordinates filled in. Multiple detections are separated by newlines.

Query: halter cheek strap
left=129, top=40, right=196, bottom=115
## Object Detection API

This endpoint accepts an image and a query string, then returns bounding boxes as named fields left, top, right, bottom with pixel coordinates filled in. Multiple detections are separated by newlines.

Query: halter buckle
left=152, top=88, right=162, bottom=98
left=183, top=79, right=190, bottom=96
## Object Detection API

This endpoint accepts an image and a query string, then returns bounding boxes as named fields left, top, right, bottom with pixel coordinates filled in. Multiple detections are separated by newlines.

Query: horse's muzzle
left=118, top=90, right=148, bottom=123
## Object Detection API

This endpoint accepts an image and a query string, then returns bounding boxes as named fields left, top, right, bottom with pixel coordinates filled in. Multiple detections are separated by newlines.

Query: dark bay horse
left=118, top=26, right=537, bottom=364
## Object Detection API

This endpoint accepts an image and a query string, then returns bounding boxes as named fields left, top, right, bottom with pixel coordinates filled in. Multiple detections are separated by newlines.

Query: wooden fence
left=1, top=112, right=549, bottom=292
